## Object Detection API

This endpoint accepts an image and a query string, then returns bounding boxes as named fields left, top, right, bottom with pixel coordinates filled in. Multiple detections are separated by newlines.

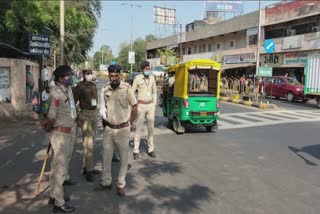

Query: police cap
left=108, top=64, right=122, bottom=73
left=140, top=61, right=150, bottom=70
left=54, top=65, right=72, bottom=78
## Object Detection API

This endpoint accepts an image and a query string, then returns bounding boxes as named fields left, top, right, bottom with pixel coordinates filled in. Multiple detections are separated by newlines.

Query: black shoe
left=63, top=179, right=77, bottom=186
left=94, top=184, right=112, bottom=191
left=148, top=151, right=156, bottom=158
left=53, top=204, right=75, bottom=213
left=85, top=171, right=94, bottom=182
left=48, top=196, right=70, bottom=205
left=117, top=187, right=126, bottom=197
left=133, top=153, right=139, bottom=160
left=83, top=167, right=100, bottom=175
left=112, top=155, right=120, bottom=162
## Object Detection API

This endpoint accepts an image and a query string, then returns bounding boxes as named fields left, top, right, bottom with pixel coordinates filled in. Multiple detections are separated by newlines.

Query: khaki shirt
left=101, top=81, right=137, bottom=125
left=73, top=81, right=98, bottom=110
left=131, top=74, right=157, bottom=104
left=47, top=84, right=76, bottom=128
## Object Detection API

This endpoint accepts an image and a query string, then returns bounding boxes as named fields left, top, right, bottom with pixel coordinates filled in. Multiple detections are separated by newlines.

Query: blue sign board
left=28, top=34, right=50, bottom=56
left=111, top=61, right=116, bottom=65
left=205, top=1, right=244, bottom=13
left=264, top=39, right=275, bottom=54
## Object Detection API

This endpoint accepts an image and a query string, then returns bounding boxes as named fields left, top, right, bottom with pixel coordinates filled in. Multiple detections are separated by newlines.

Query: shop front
left=222, top=53, right=256, bottom=79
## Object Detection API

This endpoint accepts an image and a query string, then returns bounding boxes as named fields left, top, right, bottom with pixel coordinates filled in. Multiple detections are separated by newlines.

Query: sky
left=90, top=0, right=280, bottom=57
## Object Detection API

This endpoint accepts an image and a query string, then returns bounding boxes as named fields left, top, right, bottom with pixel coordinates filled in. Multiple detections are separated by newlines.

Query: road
left=1, top=79, right=320, bottom=213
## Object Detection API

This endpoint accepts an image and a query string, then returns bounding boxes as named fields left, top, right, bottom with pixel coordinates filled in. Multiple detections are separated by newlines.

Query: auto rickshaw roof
left=167, top=58, right=221, bottom=73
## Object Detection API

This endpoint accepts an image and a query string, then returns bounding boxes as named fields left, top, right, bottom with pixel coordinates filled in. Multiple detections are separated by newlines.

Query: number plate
left=200, top=112, right=207, bottom=117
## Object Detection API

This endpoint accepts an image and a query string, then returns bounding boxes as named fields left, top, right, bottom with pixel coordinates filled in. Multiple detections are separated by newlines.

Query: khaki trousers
left=78, top=109, right=97, bottom=172
left=65, top=124, right=77, bottom=181
left=133, top=103, right=155, bottom=153
left=49, top=130, right=74, bottom=206
left=101, top=126, right=130, bottom=188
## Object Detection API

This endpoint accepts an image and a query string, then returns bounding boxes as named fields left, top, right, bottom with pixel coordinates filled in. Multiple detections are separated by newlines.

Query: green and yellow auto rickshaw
left=162, top=59, right=221, bottom=134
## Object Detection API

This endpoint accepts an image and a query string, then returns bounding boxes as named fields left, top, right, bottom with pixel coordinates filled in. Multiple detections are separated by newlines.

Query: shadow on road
left=288, top=145, right=320, bottom=166
left=0, top=121, right=215, bottom=214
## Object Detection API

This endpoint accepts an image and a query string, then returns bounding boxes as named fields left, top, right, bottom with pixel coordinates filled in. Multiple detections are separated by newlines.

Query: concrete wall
left=0, top=58, right=53, bottom=120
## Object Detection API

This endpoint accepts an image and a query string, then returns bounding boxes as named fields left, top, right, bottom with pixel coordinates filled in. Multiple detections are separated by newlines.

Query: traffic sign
left=258, top=67, right=273, bottom=77
left=128, top=51, right=135, bottom=64
left=264, top=39, right=275, bottom=54
left=29, top=34, right=50, bottom=56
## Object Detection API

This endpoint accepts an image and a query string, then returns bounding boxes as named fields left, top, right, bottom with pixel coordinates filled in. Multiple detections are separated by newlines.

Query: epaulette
left=121, top=81, right=130, bottom=88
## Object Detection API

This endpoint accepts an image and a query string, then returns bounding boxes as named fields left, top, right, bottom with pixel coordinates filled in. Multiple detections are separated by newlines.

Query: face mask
left=144, top=71, right=150, bottom=76
left=85, top=74, right=93, bottom=82
left=64, top=76, right=73, bottom=86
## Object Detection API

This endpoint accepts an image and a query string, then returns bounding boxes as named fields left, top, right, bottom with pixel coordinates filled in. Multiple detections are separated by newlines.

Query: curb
left=219, top=96, right=277, bottom=109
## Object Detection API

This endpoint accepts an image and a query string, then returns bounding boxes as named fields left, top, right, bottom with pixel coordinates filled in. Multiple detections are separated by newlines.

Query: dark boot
left=85, top=171, right=94, bottom=182
left=63, top=179, right=77, bottom=186
left=48, top=196, right=70, bottom=205
left=53, top=204, right=75, bottom=213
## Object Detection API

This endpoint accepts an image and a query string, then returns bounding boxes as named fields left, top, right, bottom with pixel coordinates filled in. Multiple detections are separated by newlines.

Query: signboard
left=261, top=53, right=283, bottom=67
left=284, top=52, right=308, bottom=65
left=264, top=39, right=275, bottom=54
left=153, top=6, right=176, bottom=25
left=283, top=35, right=302, bottom=50
left=29, top=34, right=50, bottom=56
left=0, top=67, right=10, bottom=102
left=224, top=53, right=255, bottom=64
left=205, top=1, right=244, bottom=13
left=99, top=64, right=108, bottom=71
left=128, top=51, right=135, bottom=64
left=259, top=67, right=273, bottom=77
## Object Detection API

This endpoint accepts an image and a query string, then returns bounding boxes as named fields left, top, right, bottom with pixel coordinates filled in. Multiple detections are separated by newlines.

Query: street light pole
left=255, top=0, right=262, bottom=77
left=60, top=0, right=65, bottom=65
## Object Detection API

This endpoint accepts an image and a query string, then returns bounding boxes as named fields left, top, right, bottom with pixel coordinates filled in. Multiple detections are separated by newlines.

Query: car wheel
left=316, top=97, right=320, bottom=109
left=286, top=92, right=294, bottom=102
left=275, top=97, right=280, bottom=99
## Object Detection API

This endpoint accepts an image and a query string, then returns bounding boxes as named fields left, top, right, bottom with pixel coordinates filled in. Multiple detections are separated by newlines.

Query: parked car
left=259, top=76, right=305, bottom=102
left=125, top=72, right=140, bottom=86
left=151, top=65, right=165, bottom=79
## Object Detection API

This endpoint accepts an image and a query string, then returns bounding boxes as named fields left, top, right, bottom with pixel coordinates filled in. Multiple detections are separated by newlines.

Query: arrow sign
left=264, top=39, right=275, bottom=54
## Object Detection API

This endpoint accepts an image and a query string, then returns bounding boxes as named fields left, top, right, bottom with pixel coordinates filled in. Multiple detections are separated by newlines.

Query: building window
left=230, top=41, right=234, bottom=48
left=193, top=46, right=197, bottom=53
left=188, top=47, right=191, bottom=54
left=203, top=44, right=206, bottom=52
left=186, top=25, right=189, bottom=32
left=217, top=43, right=220, bottom=50
left=192, top=24, right=194, bottom=30
left=199, top=45, right=202, bottom=53
left=208, top=44, right=212, bottom=52
left=183, top=48, right=186, bottom=55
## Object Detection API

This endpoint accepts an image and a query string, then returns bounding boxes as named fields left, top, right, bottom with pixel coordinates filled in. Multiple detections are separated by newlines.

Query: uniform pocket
left=118, top=95, right=128, bottom=108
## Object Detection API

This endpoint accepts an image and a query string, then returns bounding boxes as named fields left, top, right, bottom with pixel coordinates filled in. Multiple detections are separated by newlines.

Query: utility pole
left=255, top=0, right=262, bottom=77
left=179, top=23, right=183, bottom=62
left=60, top=0, right=65, bottom=65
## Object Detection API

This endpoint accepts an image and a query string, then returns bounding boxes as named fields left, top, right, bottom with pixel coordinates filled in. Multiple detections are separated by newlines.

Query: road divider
left=219, top=96, right=277, bottom=109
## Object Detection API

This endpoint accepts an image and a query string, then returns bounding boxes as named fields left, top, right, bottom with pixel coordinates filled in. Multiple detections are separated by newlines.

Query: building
left=146, top=0, right=320, bottom=82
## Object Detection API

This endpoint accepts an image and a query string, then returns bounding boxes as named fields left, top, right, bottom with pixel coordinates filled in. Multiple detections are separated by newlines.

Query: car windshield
left=152, top=66, right=165, bottom=72
left=286, top=78, right=301, bottom=85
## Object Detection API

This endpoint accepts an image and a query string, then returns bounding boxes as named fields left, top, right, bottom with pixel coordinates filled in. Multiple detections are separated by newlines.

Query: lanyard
left=60, top=86, right=70, bottom=104
left=143, top=78, right=150, bottom=88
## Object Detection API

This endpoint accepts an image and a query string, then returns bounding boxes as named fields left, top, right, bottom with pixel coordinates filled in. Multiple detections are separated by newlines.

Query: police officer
left=73, top=69, right=99, bottom=182
left=131, top=61, right=157, bottom=160
left=95, top=64, right=137, bottom=197
left=45, top=65, right=77, bottom=213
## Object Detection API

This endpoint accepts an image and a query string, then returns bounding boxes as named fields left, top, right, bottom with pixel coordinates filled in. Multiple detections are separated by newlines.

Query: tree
left=0, top=0, right=101, bottom=64
left=92, top=45, right=115, bottom=70
left=157, top=48, right=178, bottom=65
left=145, top=34, right=157, bottom=43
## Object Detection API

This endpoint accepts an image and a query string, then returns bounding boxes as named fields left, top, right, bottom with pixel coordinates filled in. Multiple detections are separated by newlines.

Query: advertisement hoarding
left=153, top=6, right=176, bottom=25
left=205, top=1, right=244, bottom=13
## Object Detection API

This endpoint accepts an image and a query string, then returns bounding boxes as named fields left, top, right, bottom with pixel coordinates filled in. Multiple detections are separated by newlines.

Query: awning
left=280, top=64, right=305, bottom=68
left=222, top=63, right=255, bottom=70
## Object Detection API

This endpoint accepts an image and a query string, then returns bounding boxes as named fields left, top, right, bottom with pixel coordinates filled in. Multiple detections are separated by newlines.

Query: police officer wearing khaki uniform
left=73, top=69, right=99, bottom=182
left=95, top=64, right=137, bottom=197
left=45, top=65, right=77, bottom=213
left=131, top=61, right=157, bottom=160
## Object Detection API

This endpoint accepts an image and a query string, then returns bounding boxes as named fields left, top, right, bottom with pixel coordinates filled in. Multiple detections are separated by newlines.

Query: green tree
left=145, top=34, right=157, bottom=42
left=0, top=0, right=101, bottom=64
left=157, top=48, right=178, bottom=65
left=92, top=45, right=115, bottom=70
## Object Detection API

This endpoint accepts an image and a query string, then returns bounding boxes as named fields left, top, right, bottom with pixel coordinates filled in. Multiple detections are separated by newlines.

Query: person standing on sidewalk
left=26, top=65, right=35, bottom=103
left=95, top=64, right=137, bottom=197
left=131, top=61, right=157, bottom=160
left=41, top=65, right=49, bottom=89
left=44, top=65, right=77, bottom=213
left=73, top=69, right=99, bottom=182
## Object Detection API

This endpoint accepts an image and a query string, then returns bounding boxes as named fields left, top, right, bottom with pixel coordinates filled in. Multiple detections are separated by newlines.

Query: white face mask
left=85, top=74, right=93, bottom=82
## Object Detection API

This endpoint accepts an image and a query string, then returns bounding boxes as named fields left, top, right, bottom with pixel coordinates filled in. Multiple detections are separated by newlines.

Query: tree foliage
left=157, top=48, right=178, bottom=65
left=92, top=45, right=115, bottom=70
left=0, top=0, right=101, bottom=64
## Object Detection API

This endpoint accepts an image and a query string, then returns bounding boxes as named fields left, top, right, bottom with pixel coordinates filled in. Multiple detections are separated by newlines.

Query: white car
left=151, top=65, right=165, bottom=78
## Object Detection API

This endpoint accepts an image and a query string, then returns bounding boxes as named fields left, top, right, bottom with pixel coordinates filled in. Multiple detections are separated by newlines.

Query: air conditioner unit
left=286, top=29, right=296, bottom=36
left=312, top=26, right=320, bottom=32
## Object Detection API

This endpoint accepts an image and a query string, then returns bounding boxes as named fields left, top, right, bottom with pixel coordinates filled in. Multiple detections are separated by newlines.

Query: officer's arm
left=127, top=86, right=138, bottom=124
left=72, top=85, right=80, bottom=105
left=45, top=91, right=60, bottom=131
left=99, top=87, right=107, bottom=120
left=131, top=78, right=138, bottom=94
left=152, top=77, right=157, bottom=105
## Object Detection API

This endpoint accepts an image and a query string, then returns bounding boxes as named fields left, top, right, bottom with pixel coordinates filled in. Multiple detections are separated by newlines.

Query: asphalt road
left=1, top=79, right=320, bottom=213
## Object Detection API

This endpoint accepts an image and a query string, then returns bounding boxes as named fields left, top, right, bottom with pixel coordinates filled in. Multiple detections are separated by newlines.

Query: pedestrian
left=41, top=65, right=49, bottom=89
left=131, top=61, right=157, bottom=160
left=41, top=87, right=50, bottom=118
left=95, top=64, right=137, bottom=197
left=44, top=65, right=77, bottom=213
left=72, top=69, right=99, bottom=182
left=240, top=74, right=246, bottom=94
left=26, top=65, right=35, bottom=103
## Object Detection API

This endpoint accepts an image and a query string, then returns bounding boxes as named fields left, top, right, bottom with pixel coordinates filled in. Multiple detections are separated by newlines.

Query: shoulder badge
left=54, top=99, right=60, bottom=107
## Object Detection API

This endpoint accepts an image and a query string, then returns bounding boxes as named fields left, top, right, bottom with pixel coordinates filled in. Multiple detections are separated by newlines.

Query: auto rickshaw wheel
left=173, top=118, right=185, bottom=134
left=206, top=122, right=217, bottom=133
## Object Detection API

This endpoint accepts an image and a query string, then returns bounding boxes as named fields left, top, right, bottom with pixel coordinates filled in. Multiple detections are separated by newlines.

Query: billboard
left=205, top=1, right=244, bottom=13
left=153, top=6, right=176, bottom=25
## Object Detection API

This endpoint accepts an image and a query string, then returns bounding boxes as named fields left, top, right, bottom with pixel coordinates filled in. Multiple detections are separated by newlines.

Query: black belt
left=105, top=121, right=129, bottom=129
